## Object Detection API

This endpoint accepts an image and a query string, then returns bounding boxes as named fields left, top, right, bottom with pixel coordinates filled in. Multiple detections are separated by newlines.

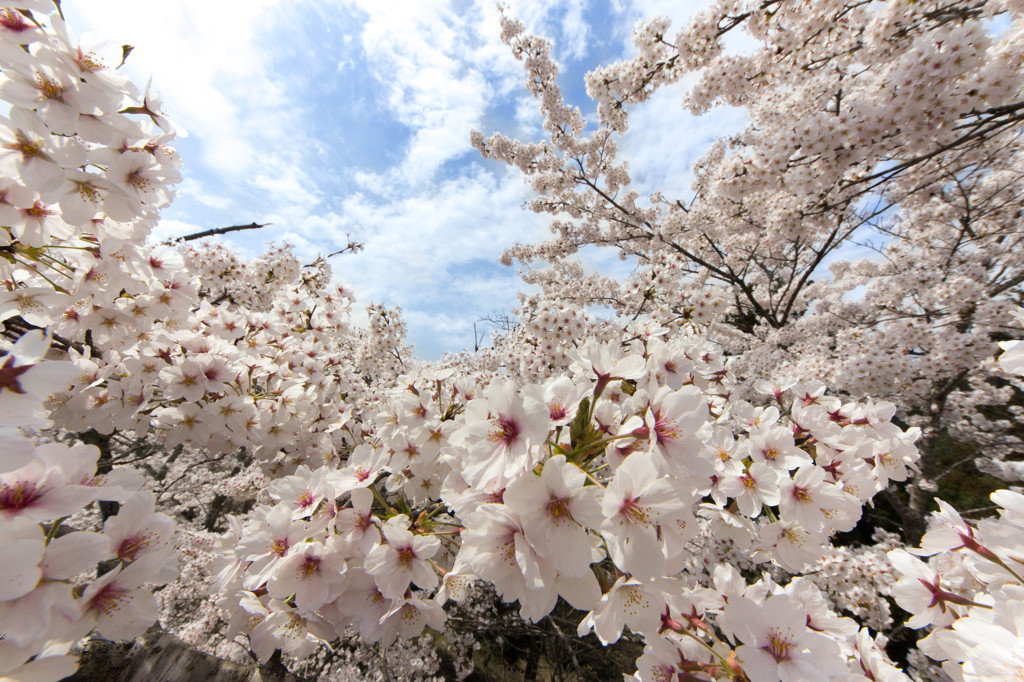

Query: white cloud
left=66, top=1, right=296, bottom=176
left=150, top=218, right=205, bottom=243
left=337, top=0, right=520, bottom=184
left=336, top=167, right=547, bottom=301
left=57, top=0, right=750, bottom=359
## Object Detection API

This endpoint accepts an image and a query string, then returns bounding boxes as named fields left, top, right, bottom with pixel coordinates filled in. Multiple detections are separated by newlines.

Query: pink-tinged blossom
left=102, top=492, right=177, bottom=582
left=268, top=465, right=330, bottom=520
left=249, top=598, right=335, bottom=663
left=522, top=375, right=589, bottom=427
left=322, top=569, right=391, bottom=642
left=0, top=330, right=77, bottom=422
left=333, top=487, right=381, bottom=554
left=266, top=538, right=348, bottom=611
left=456, top=503, right=591, bottom=622
left=451, top=380, right=550, bottom=488
left=632, top=635, right=715, bottom=682
left=718, top=462, right=782, bottom=518
left=888, top=549, right=973, bottom=629
left=79, top=554, right=163, bottom=640
left=725, top=595, right=842, bottom=682
left=600, top=453, right=693, bottom=579
left=327, top=444, right=389, bottom=496
left=237, top=503, right=312, bottom=590
left=0, top=456, right=100, bottom=521
left=0, top=107, right=85, bottom=193
left=779, top=465, right=861, bottom=535
left=377, top=595, right=447, bottom=646
left=915, top=498, right=991, bottom=559
left=0, top=529, right=108, bottom=647
left=638, top=385, right=713, bottom=485
left=364, top=515, right=440, bottom=599
left=577, top=576, right=675, bottom=645
left=569, top=341, right=648, bottom=389
left=757, top=520, right=823, bottom=572
left=503, top=454, right=602, bottom=577
left=746, top=426, right=812, bottom=471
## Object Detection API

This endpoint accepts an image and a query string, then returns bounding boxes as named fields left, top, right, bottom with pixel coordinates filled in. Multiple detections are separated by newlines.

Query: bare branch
left=175, top=222, right=269, bottom=242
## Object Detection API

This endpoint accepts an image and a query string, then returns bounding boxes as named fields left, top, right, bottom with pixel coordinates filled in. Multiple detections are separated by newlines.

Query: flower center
left=35, top=74, right=63, bottom=101
left=652, top=411, right=678, bottom=442
left=489, top=415, right=520, bottom=446
left=548, top=400, right=567, bottom=421
left=0, top=8, right=33, bottom=32
left=619, top=497, right=650, bottom=526
left=89, top=583, right=130, bottom=616
left=762, top=627, right=795, bottom=662
left=270, top=537, right=290, bottom=557
left=397, top=545, right=416, bottom=568
left=296, top=489, right=315, bottom=510
left=791, top=486, right=812, bottom=503
left=546, top=496, right=571, bottom=521
left=0, top=480, right=43, bottom=512
left=118, top=533, right=153, bottom=561
left=300, top=556, right=321, bottom=577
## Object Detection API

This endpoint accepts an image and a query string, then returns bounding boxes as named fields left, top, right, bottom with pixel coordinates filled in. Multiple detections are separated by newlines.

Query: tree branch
left=176, top=222, right=269, bottom=242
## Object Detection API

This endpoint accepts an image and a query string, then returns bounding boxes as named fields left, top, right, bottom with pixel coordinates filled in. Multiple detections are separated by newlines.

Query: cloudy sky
left=64, top=0, right=746, bottom=359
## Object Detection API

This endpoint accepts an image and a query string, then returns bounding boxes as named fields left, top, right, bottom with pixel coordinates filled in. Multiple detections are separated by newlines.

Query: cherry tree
left=5, top=3, right=1024, bottom=682
left=473, top=0, right=1024, bottom=541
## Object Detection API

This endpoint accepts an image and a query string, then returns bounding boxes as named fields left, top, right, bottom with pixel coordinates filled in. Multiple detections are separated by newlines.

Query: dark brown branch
left=176, top=222, right=269, bottom=242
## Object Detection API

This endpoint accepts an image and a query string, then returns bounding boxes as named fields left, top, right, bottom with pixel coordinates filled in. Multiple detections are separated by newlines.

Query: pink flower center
left=89, top=583, right=130, bottom=616
left=270, top=537, right=290, bottom=557
left=0, top=9, right=33, bottom=32
left=0, top=480, right=43, bottom=512
left=296, top=489, right=315, bottom=510
left=791, top=486, right=812, bottom=503
left=546, top=496, right=571, bottom=521
left=356, top=513, right=373, bottom=531
left=117, top=533, right=153, bottom=561
left=300, top=556, right=321, bottom=577
left=618, top=496, right=650, bottom=526
left=489, top=415, right=520, bottom=446
left=652, top=410, right=678, bottom=442
left=397, top=546, right=416, bottom=568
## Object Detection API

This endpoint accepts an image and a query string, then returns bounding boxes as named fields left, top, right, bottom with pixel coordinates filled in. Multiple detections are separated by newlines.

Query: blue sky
left=64, top=0, right=746, bottom=359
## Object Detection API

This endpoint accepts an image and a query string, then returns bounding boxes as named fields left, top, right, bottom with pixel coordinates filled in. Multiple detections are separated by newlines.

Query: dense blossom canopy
left=1, top=2, right=1023, bottom=682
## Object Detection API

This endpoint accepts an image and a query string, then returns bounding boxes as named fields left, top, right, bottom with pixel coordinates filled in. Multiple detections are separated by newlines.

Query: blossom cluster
left=473, top=0, right=1024, bottom=537
left=0, top=330, right=176, bottom=680
left=213, top=326, right=925, bottom=680
left=880, top=335, right=1024, bottom=680
left=5, top=3, right=1024, bottom=682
